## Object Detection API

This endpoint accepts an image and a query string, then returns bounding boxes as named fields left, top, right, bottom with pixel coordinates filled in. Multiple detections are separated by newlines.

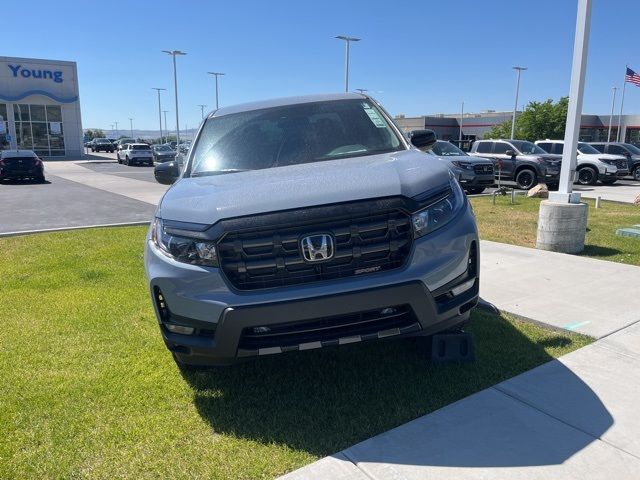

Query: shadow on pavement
left=0, top=179, right=51, bottom=186
left=180, top=310, right=611, bottom=463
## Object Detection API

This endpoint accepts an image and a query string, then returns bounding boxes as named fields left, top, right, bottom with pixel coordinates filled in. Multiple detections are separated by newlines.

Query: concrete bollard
left=536, top=200, right=589, bottom=254
left=595, top=196, right=601, bottom=208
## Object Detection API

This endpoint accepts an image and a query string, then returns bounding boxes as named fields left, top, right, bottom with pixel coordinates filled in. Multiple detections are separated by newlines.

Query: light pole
left=335, top=35, right=360, bottom=92
left=608, top=86, right=618, bottom=142
left=355, top=88, right=368, bottom=94
left=114, top=121, right=119, bottom=139
left=162, top=110, right=169, bottom=142
left=207, top=72, right=225, bottom=110
left=536, top=0, right=591, bottom=254
left=511, top=66, right=527, bottom=139
left=129, top=118, right=134, bottom=139
left=152, top=88, right=166, bottom=144
left=459, top=101, right=464, bottom=143
left=110, top=123, right=115, bottom=137
left=198, top=104, right=207, bottom=119
left=163, top=50, right=187, bottom=149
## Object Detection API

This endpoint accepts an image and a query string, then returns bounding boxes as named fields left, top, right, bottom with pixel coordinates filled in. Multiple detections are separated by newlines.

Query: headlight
left=450, top=161, right=474, bottom=170
left=412, top=173, right=465, bottom=238
left=151, top=218, right=218, bottom=267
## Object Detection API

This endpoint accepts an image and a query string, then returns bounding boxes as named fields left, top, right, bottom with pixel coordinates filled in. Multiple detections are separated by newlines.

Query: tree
left=84, top=129, right=106, bottom=140
left=483, top=97, right=569, bottom=141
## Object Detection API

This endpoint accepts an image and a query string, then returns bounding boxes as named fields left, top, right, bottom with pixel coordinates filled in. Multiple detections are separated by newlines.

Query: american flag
left=625, top=67, right=640, bottom=86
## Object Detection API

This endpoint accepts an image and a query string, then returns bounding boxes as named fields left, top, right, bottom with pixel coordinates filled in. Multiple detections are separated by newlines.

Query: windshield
left=623, top=143, right=640, bottom=155
left=189, top=99, right=403, bottom=176
left=577, top=142, right=600, bottom=154
left=96, top=139, right=110, bottom=143
left=431, top=141, right=467, bottom=157
left=154, top=145, right=172, bottom=151
left=510, top=140, right=548, bottom=155
left=132, top=144, right=150, bottom=150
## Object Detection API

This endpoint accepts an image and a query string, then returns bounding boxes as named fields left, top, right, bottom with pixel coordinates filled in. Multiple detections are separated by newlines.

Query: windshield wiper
left=191, top=168, right=251, bottom=177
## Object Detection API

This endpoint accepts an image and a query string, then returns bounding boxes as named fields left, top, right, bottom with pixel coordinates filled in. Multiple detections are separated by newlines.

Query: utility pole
left=129, top=118, right=134, bottom=139
left=162, top=110, right=169, bottom=142
left=207, top=72, right=225, bottom=110
left=608, top=86, right=618, bottom=142
left=459, top=101, right=464, bottom=143
left=335, top=35, right=361, bottom=92
left=152, top=88, right=166, bottom=144
left=511, top=66, right=527, bottom=139
left=114, top=121, right=119, bottom=139
left=198, top=104, right=207, bottom=119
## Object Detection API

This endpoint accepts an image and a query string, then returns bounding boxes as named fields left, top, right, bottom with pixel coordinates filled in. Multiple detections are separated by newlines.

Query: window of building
left=14, top=104, right=65, bottom=156
left=0, top=104, right=8, bottom=149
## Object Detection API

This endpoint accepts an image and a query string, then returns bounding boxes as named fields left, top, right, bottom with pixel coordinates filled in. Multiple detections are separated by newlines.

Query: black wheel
left=465, top=187, right=486, bottom=195
left=633, top=166, right=640, bottom=181
left=117, top=154, right=122, bottom=164
left=576, top=166, right=598, bottom=185
left=601, top=178, right=617, bottom=185
left=35, top=175, right=46, bottom=183
left=515, top=168, right=537, bottom=190
left=125, top=156, right=130, bottom=166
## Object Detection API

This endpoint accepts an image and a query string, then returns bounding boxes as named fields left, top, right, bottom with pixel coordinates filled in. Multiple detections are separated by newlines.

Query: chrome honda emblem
left=300, top=234, right=334, bottom=262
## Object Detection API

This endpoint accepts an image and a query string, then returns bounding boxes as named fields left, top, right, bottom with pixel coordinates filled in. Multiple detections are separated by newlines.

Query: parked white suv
left=535, top=140, right=628, bottom=185
left=117, top=143, right=154, bottom=166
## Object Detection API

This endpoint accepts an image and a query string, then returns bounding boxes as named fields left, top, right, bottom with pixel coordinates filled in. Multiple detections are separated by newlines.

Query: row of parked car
left=426, top=138, right=640, bottom=193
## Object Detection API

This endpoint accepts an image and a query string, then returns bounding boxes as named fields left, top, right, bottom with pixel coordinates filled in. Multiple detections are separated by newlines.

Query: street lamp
left=162, top=110, right=169, bottom=142
left=152, top=88, right=166, bottom=144
left=163, top=50, right=187, bottom=150
left=129, top=117, right=134, bottom=139
left=198, top=104, right=207, bottom=119
left=335, top=35, right=360, bottom=92
left=511, top=66, right=527, bottom=139
left=355, top=88, right=368, bottom=94
left=608, top=86, right=618, bottom=142
left=207, top=72, right=225, bottom=110
left=114, top=121, right=119, bottom=139
left=459, top=101, right=465, bottom=143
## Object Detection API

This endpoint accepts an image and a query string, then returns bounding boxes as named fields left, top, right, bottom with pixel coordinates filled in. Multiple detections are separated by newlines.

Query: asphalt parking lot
left=0, top=153, right=162, bottom=235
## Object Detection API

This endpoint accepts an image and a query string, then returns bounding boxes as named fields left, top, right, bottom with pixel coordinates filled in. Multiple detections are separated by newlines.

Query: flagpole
left=616, top=64, right=627, bottom=142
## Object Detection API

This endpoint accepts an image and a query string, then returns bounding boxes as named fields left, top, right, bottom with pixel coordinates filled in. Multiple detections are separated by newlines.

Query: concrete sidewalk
left=281, top=242, right=640, bottom=479
left=574, top=180, right=640, bottom=203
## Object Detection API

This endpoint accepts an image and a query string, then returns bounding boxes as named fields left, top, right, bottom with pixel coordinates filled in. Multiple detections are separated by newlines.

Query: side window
left=475, top=142, right=492, bottom=153
left=555, top=144, right=564, bottom=155
left=591, top=144, right=605, bottom=153
left=537, top=142, right=551, bottom=152
left=493, top=142, right=510, bottom=154
left=608, top=145, right=626, bottom=155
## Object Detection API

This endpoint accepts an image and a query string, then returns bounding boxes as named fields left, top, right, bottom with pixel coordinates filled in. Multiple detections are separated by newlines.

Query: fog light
left=165, top=324, right=195, bottom=335
left=450, top=279, right=475, bottom=296
left=380, top=307, right=396, bottom=315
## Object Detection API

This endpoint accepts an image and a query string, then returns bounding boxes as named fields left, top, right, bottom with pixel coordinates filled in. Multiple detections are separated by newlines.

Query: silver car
left=145, top=93, right=479, bottom=367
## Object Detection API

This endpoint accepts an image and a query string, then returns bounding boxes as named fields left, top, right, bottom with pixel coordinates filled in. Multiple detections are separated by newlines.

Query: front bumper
left=145, top=201, right=479, bottom=365
left=455, top=170, right=495, bottom=188
left=543, top=169, right=560, bottom=183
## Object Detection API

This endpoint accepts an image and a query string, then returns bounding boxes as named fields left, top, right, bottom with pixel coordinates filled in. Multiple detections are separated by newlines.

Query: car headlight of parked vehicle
left=412, top=174, right=465, bottom=238
left=151, top=218, right=218, bottom=267
left=450, top=160, right=474, bottom=170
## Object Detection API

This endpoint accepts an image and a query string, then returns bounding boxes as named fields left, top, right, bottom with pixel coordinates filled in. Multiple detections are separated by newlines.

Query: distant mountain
left=84, top=128, right=198, bottom=140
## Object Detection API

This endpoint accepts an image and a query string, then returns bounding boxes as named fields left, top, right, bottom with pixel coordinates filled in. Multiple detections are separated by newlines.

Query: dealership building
left=0, top=56, right=83, bottom=158
left=394, top=111, right=640, bottom=147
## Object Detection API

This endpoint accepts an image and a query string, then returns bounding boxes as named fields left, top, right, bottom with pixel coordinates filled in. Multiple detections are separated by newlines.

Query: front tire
left=515, top=168, right=537, bottom=190
left=632, top=166, right=640, bottom=181
left=125, top=156, right=130, bottom=166
left=576, top=166, right=598, bottom=185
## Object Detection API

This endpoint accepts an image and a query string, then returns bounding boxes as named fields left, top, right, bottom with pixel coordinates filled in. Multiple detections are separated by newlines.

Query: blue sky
left=6, top=0, right=640, bottom=131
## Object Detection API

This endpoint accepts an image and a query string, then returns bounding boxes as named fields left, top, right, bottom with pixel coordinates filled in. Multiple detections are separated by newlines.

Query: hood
left=431, top=153, right=492, bottom=164
left=595, top=153, right=627, bottom=161
left=159, top=149, right=451, bottom=224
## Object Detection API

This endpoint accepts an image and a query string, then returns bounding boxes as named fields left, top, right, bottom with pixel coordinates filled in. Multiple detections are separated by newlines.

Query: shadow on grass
left=181, top=310, right=609, bottom=465
left=582, top=245, right=622, bottom=257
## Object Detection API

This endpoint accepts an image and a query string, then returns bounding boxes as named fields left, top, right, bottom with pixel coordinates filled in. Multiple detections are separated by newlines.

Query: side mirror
left=409, top=129, right=437, bottom=151
left=505, top=149, right=516, bottom=157
left=154, top=161, right=180, bottom=185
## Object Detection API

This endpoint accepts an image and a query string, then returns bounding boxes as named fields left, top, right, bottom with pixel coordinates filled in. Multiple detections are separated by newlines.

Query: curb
left=0, top=221, right=151, bottom=238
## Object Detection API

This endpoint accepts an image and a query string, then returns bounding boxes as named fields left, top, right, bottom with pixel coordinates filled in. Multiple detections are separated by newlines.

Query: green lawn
left=471, top=195, right=640, bottom=266
left=1, top=226, right=591, bottom=479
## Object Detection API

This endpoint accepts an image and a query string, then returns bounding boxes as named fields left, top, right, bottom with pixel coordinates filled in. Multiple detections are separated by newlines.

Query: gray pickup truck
left=145, top=93, right=479, bottom=367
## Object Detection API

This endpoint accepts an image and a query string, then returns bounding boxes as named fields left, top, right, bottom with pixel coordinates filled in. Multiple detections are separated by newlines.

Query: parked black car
left=0, top=150, right=45, bottom=183
left=90, top=138, right=115, bottom=153
left=589, top=142, right=640, bottom=180
left=152, top=144, right=176, bottom=163
left=470, top=139, right=562, bottom=189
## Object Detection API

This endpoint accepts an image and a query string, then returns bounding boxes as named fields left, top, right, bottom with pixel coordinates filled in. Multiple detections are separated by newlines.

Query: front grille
left=617, top=159, right=629, bottom=170
left=217, top=207, right=413, bottom=290
left=238, top=304, right=419, bottom=351
left=473, top=164, right=494, bottom=175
